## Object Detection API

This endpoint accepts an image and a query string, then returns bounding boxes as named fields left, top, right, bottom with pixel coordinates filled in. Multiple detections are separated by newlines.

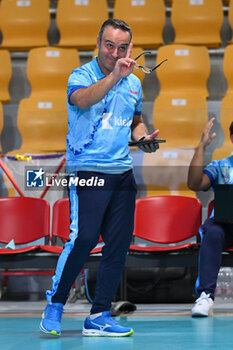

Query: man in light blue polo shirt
left=188, top=118, right=233, bottom=317
left=40, top=19, right=159, bottom=337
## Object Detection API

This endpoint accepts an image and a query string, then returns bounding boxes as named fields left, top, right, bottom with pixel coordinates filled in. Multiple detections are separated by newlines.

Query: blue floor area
left=1, top=316, right=233, bottom=350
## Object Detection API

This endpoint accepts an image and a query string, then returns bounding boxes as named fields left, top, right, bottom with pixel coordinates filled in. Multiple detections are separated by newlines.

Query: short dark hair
left=230, top=122, right=233, bottom=135
left=98, top=19, right=132, bottom=43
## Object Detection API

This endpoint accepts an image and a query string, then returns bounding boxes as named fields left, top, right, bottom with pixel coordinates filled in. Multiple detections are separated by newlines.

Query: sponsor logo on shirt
left=102, top=113, right=132, bottom=129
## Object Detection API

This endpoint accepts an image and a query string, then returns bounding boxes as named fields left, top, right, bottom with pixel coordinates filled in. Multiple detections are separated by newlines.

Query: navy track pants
left=46, top=170, right=137, bottom=314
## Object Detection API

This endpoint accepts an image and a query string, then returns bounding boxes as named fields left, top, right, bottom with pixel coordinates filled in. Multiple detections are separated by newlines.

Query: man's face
left=97, top=25, right=131, bottom=75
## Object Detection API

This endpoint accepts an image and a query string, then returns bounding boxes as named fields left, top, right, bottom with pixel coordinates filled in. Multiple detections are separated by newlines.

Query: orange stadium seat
left=26, top=47, right=80, bottom=99
left=152, top=44, right=210, bottom=147
left=0, top=0, right=50, bottom=51
left=212, top=44, right=233, bottom=159
left=139, top=147, right=196, bottom=196
left=113, top=0, right=166, bottom=48
left=56, top=0, right=108, bottom=50
left=171, top=0, right=224, bottom=47
left=14, top=96, right=67, bottom=154
left=221, top=44, right=233, bottom=101
left=0, top=50, right=12, bottom=103
left=155, top=44, right=210, bottom=98
left=229, top=0, right=233, bottom=41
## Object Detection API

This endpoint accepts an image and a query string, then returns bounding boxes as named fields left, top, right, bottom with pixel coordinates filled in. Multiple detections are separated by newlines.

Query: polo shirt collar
left=92, top=56, right=106, bottom=80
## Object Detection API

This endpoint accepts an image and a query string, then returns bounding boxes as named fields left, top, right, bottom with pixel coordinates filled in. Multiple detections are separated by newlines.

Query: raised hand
left=200, top=117, right=216, bottom=148
left=112, top=43, right=136, bottom=79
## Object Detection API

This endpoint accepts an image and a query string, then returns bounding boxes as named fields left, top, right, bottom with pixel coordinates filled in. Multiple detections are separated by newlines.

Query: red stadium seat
left=0, top=197, right=50, bottom=254
left=44, top=197, right=103, bottom=254
left=130, top=195, right=202, bottom=252
left=0, top=197, right=53, bottom=283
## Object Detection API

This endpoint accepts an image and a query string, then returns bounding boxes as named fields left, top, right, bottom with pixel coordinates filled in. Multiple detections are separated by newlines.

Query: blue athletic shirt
left=203, top=154, right=233, bottom=218
left=66, top=57, right=142, bottom=174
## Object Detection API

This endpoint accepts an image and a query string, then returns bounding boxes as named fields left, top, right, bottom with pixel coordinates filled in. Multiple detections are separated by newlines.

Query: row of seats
left=0, top=0, right=233, bottom=50
left=2, top=43, right=233, bottom=105
left=0, top=45, right=232, bottom=152
left=0, top=46, right=147, bottom=103
left=0, top=195, right=203, bottom=290
left=0, top=195, right=202, bottom=255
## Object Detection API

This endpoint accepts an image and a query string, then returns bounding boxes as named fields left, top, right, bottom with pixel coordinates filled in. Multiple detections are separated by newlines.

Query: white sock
left=89, top=312, right=102, bottom=320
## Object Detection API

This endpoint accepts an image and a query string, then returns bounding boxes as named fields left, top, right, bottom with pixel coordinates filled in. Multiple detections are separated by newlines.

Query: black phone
left=128, top=139, right=166, bottom=146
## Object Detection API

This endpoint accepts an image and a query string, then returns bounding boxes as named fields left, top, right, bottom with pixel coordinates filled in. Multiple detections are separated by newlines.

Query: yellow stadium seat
left=212, top=44, right=233, bottom=158
left=113, top=0, right=166, bottom=48
left=146, top=185, right=171, bottom=197
left=212, top=144, right=233, bottom=160
left=171, top=0, right=223, bottom=47
left=152, top=44, right=209, bottom=147
left=222, top=44, right=233, bottom=99
left=176, top=182, right=197, bottom=198
left=92, top=46, right=146, bottom=99
left=153, top=95, right=208, bottom=148
left=141, top=147, right=196, bottom=195
left=0, top=50, right=12, bottom=103
left=26, top=47, right=80, bottom=99
left=56, top=0, right=108, bottom=50
left=155, top=44, right=210, bottom=98
left=0, top=0, right=50, bottom=51
left=13, top=97, right=67, bottom=153
left=229, top=1, right=233, bottom=43
left=212, top=96, right=233, bottom=160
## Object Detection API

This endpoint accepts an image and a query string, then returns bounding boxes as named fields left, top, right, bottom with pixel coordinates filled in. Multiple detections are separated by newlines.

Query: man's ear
left=97, top=36, right=100, bottom=49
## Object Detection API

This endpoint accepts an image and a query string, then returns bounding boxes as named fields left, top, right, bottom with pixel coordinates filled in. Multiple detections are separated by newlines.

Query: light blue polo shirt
left=203, top=154, right=233, bottom=218
left=204, top=155, right=233, bottom=186
left=66, top=57, right=142, bottom=174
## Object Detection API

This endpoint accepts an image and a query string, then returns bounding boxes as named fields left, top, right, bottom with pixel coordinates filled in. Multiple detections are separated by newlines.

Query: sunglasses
left=134, top=51, right=168, bottom=74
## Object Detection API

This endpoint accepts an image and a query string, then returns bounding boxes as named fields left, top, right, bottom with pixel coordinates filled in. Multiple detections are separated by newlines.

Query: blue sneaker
left=82, top=311, right=133, bottom=337
left=39, top=303, right=63, bottom=336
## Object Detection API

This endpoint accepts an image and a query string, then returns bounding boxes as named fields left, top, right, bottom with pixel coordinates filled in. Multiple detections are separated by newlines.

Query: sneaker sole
left=192, top=307, right=214, bottom=317
left=39, top=321, right=61, bottom=336
left=82, top=328, right=134, bottom=337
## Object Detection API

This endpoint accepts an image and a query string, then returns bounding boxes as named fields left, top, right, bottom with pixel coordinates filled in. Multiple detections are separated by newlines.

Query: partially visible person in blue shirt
left=187, top=117, right=233, bottom=317
left=40, top=18, right=159, bottom=337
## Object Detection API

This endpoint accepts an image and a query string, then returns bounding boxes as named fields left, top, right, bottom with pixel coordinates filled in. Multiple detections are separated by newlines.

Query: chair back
left=156, top=44, right=210, bottom=98
left=171, top=0, right=223, bottom=47
left=134, top=195, right=202, bottom=243
left=15, top=96, right=67, bottom=153
left=27, top=47, right=80, bottom=99
left=0, top=50, right=12, bottom=102
left=0, top=0, right=50, bottom=50
left=0, top=197, right=50, bottom=244
left=113, top=0, right=165, bottom=48
left=56, top=0, right=108, bottom=49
